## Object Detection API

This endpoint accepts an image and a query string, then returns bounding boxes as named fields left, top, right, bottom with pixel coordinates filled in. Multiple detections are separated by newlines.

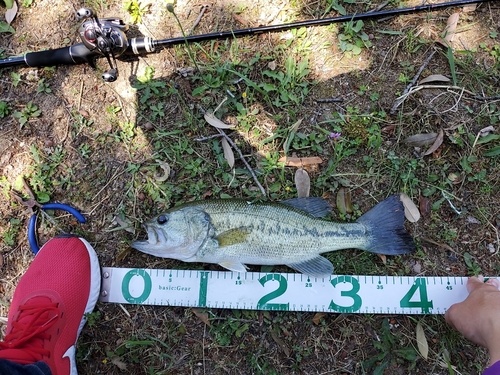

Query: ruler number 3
left=328, top=277, right=434, bottom=313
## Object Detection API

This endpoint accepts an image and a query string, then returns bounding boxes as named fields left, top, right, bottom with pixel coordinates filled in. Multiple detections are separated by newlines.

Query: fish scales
left=195, top=200, right=370, bottom=263
left=131, top=195, right=416, bottom=278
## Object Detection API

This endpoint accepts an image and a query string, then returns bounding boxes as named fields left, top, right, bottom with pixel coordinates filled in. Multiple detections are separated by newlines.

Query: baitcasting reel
left=76, top=8, right=128, bottom=82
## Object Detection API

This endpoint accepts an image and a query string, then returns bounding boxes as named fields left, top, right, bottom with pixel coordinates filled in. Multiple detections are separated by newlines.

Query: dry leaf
left=400, top=193, right=421, bottom=222
left=295, top=168, right=310, bottom=198
left=336, top=187, right=352, bottom=215
left=416, top=322, right=429, bottom=359
left=479, top=126, right=495, bottom=137
left=312, top=312, right=326, bottom=325
left=423, top=128, right=444, bottom=156
left=278, top=156, right=322, bottom=167
left=221, top=137, right=235, bottom=169
left=191, top=308, right=211, bottom=326
left=270, top=330, right=290, bottom=356
left=377, top=254, right=387, bottom=264
left=111, top=356, right=128, bottom=371
left=154, top=160, right=171, bottom=182
left=419, top=74, right=451, bottom=85
left=5, top=2, right=18, bottom=25
left=419, top=195, right=431, bottom=218
left=462, top=4, right=476, bottom=12
left=204, top=112, right=235, bottom=129
left=443, top=13, right=459, bottom=43
left=405, top=133, right=438, bottom=147
left=231, top=12, right=249, bottom=26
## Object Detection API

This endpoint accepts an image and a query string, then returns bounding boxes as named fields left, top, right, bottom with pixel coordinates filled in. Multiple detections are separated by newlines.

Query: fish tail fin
left=356, top=195, right=416, bottom=255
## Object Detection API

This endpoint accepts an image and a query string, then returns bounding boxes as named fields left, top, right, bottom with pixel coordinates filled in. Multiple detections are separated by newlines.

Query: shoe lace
left=0, top=302, right=60, bottom=361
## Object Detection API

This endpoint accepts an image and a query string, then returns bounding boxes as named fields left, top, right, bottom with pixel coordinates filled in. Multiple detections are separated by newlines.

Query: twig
left=390, top=49, right=436, bottom=114
left=315, top=97, right=343, bottom=103
left=189, top=5, right=209, bottom=35
left=195, top=131, right=266, bottom=196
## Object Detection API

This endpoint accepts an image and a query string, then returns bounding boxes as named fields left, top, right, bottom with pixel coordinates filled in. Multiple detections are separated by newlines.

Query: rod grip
left=24, top=43, right=100, bottom=68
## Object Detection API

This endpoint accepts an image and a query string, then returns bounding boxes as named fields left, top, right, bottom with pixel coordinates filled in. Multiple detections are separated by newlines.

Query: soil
left=1, top=0, right=499, bottom=374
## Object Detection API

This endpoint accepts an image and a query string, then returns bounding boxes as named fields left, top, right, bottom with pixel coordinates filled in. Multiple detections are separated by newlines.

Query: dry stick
left=189, top=5, right=209, bottom=35
left=194, top=132, right=267, bottom=197
left=390, top=49, right=436, bottom=114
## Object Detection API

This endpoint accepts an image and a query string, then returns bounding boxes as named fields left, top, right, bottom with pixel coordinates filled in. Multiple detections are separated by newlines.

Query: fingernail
left=487, top=278, right=500, bottom=288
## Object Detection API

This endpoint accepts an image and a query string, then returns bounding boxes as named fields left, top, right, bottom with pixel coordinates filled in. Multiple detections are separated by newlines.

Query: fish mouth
left=130, top=225, right=167, bottom=252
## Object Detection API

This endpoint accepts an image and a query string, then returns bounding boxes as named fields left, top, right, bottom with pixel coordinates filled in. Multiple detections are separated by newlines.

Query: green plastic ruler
left=98, top=267, right=482, bottom=314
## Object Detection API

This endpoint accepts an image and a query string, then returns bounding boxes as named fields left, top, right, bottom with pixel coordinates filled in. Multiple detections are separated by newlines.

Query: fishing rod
left=0, top=0, right=493, bottom=82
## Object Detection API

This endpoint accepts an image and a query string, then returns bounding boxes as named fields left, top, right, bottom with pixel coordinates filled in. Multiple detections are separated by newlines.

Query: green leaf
left=3, top=0, right=14, bottom=9
left=485, top=145, right=500, bottom=157
left=476, top=134, right=500, bottom=144
left=0, top=21, right=15, bottom=33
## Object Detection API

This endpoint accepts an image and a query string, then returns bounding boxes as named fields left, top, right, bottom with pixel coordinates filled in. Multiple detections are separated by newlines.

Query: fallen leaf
left=462, top=3, right=476, bottom=12
left=416, top=322, right=429, bottom=359
left=377, top=254, right=387, bottom=264
left=221, top=137, right=235, bottom=169
left=111, top=356, right=127, bottom=371
left=400, top=193, right=421, bottom=222
left=204, top=112, right=235, bottom=129
left=479, top=126, right=495, bottom=137
left=5, top=1, right=18, bottom=25
left=312, top=312, right=326, bottom=325
left=191, top=308, right=210, bottom=326
left=336, top=187, right=352, bottom=215
left=231, top=12, right=249, bottom=26
left=295, top=168, right=310, bottom=198
left=419, top=195, right=431, bottom=218
left=154, top=160, right=171, bottom=182
left=443, top=13, right=460, bottom=44
left=423, top=128, right=444, bottom=156
left=412, top=261, right=422, bottom=274
left=268, top=60, right=277, bottom=71
left=111, top=215, right=135, bottom=234
left=405, top=133, right=438, bottom=147
left=270, top=330, right=290, bottom=356
left=419, top=74, right=451, bottom=85
left=278, top=156, right=322, bottom=167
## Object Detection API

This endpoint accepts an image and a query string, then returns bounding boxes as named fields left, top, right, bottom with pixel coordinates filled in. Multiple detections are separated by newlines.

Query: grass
left=1, top=0, right=500, bottom=373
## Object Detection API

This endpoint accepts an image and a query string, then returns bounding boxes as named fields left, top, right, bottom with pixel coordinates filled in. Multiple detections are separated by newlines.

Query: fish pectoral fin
left=216, top=227, right=251, bottom=247
left=287, top=256, right=334, bottom=278
left=218, top=260, right=248, bottom=273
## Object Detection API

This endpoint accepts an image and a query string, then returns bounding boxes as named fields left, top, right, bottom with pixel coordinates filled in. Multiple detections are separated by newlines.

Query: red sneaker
left=0, top=236, right=100, bottom=375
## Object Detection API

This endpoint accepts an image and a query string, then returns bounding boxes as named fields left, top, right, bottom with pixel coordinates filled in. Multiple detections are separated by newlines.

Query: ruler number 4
left=399, top=278, right=434, bottom=313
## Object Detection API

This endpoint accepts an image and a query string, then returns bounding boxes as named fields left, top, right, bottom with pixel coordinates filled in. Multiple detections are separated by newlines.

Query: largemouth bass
left=131, top=195, right=415, bottom=278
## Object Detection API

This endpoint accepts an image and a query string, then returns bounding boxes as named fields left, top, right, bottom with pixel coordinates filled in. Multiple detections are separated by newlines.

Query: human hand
left=445, top=276, right=500, bottom=366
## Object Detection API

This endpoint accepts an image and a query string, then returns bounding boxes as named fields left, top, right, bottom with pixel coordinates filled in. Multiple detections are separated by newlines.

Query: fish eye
left=157, top=215, right=168, bottom=225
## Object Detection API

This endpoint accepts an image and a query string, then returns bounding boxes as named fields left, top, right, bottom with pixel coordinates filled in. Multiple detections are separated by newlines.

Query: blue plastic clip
left=28, top=203, right=86, bottom=254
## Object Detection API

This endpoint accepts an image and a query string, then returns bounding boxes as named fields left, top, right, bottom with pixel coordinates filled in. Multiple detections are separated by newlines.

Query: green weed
left=363, top=319, right=418, bottom=374
left=13, top=101, right=42, bottom=127
left=0, top=101, right=11, bottom=117
left=123, top=0, right=149, bottom=24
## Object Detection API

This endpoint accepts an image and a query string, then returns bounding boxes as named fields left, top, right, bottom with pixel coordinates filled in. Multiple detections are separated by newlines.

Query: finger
left=485, top=278, right=500, bottom=289
left=466, top=276, right=484, bottom=293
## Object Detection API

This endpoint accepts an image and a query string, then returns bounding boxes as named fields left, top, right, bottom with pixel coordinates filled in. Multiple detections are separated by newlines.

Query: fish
left=130, top=195, right=415, bottom=278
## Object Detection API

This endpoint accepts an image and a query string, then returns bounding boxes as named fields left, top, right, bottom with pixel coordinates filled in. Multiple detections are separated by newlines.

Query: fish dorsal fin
left=218, top=260, right=248, bottom=273
left=287, top=256, right=334, bottom=278
left=216, top=227, right=251, bottom=247
left=281, top=197, right=332, bottom=218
